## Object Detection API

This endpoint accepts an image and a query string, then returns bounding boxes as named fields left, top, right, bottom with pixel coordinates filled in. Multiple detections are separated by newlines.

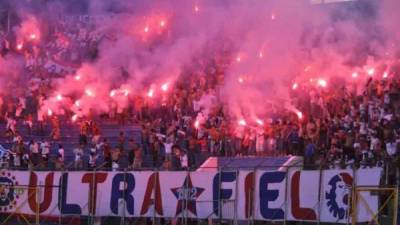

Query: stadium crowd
left=0, top=15, right=399, bottom=179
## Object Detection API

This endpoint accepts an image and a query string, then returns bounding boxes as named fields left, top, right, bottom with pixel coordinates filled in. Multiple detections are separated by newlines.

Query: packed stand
left=0, top=16, right=398, bottom=175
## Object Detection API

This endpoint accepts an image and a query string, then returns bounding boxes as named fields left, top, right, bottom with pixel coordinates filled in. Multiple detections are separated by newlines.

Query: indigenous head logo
left=325, top=173, right=353, bottom=220
left=0, top=172, right=22, bottom=211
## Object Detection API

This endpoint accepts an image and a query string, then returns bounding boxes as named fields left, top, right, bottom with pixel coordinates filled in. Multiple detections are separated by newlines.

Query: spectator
left=173, top=145, right=188, bottom=170
left=128, top=139, right=136, bottom=169
left=88, top=145, right=98, bottom=169
left=111, top=148, right=121, bottom=171
left=11, top=140, right=24, bottom=168
left=29, top=140, right=40, bottom=167
left=41, top=141, right=50, bottom=168
left=288, top=126, right=300, bottom=155
left=386, top=138, right=397, bottom=158
left=164, top=136, right=173, bottom=162
left=22, top=149, right=30, bottom=169
left=151, top=137, right=161, bottom=167
left=73, top=145, right=84, bottom=170
left=305, top=140, right=316, bottom=169
left=102, top=138, right=112, bottom=169
left=255, top=126, right=265, bottom=156
left=133, top=145, right=142, bottom=170
left=118, top=131, right=125, bottom=152
left=161, top=159, right=172, bottom=170
left=92, top=126, right=101, bottom=144
left=56, top=144, right=65, bottom=170
left=79, top=129, right=88, bottom=147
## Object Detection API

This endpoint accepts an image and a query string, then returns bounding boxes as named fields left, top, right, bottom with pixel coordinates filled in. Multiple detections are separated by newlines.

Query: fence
left=0, top=165, right=398, bottom=225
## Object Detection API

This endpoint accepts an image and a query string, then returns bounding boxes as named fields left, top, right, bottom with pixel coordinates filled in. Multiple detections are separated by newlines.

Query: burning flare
left=367, top=68, right=375, bottom=76
left=160, top=20, right=166, bottom=27
left=123, top=89, right=129, bottom=96
left=238, top=119, right=246, bottom=126
left=29, top=34, right=37, bottom=40
left=296, top=111, right=303, bottom=120
left=383, top=72, right=389, bottom=79
left=317, top=79, right=327, bottom=88
left=56, top=94, right=63, bottom=101
left=236, top=55, right=241, bottom=62
left=194, top=5, right=199, bottom=12
left=161, top=83, right=169, bottom=92
left=16, top=43, right=23, bottom=50
left=147, top=89, right=154, bottom=98
left=271, top=12, right=276, bottom=20
left=85, top=89, right=94, bottom=97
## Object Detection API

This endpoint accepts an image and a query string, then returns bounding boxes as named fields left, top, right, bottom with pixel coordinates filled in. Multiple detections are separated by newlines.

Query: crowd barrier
left=0, top=166, right=397, bottom=225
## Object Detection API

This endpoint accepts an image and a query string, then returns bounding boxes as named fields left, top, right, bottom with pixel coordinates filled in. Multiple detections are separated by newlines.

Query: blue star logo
left=171, top=175, right=204, bottom=216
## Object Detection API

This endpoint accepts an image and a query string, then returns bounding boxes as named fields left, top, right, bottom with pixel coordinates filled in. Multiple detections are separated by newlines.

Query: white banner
left=0, top=168, right=381, bottom=222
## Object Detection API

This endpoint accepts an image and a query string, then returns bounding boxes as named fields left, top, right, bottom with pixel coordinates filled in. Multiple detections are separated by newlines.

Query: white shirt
left=73, top=148, right=83, bottom=161
left=180, top=154, right=188, bottom=168
left=41, top=142, right=50, bottom=155
left=386, top=142, right=397, bottom=156
left=89, top=148, right=97, bottom=164
left=384, top=94, right=390, bottom=104
left=58, top=148, right=65, bottom=161
left=370, top=137, right=380, bottom=151
left=6, top=118, right=15, bottom=130
left=383, top=114, right=393, bottom=121
left=164, top=142, right=173, bottom=154
left=112, top=161, right=119, bottom=171
left=15, top=107, right=23, bottom=117
left=30, top=143, right=39, bottom=154
left=197, top=128, right=205, bottom=139
left=359, top=123, right=367, bottom=135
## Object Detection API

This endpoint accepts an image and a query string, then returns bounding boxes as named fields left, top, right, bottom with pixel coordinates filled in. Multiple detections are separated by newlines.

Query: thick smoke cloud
left=0, top=0, right=398, bottom=121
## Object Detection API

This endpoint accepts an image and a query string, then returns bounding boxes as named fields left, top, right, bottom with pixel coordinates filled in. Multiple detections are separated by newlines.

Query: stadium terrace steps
left=0, top=119, right=210, bottom=170
left=0, top=120, right=146, bottom=170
